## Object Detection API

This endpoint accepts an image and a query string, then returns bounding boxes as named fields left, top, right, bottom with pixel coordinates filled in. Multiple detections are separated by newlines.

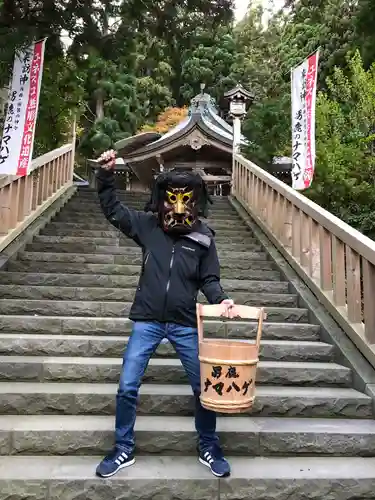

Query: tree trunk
left=96, top=91, right=104, bottom=119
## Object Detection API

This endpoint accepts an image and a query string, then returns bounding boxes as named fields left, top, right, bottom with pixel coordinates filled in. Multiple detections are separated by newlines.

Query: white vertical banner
left=0, top=39, right=46, bottom=177
left=291, top=49, right=320, bottom=190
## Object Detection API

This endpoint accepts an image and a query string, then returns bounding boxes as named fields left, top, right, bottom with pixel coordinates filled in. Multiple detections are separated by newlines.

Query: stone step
left=69, top=198, right=235, bottom=211
left=1, top=455, right=374, bottom=499
left=74, top=192, right=230, bottom=202
left=0, top=334, right=334, bottom=361
left=47, top=220, right=247, bottom=232
left=70, top=191, right=224, bottom=199
left=0, top=300, right=309, bottom=322
left=74, top=193, right=231, bottom=203
left=70, top=191, right=225, bottom=200
left=40, top=228, right=134, bottom=238
left=2, top=187, right=371, bottom=497
left=0, top=356, right=349, bottom=386
left=48, top=225, right=250, bottom=240
left=74, top=203, right=235, bottom=213
left=76, top=188, right=145, bottom=193
left=41, top=226, right=253, bottom=237
left=75, top=188, right=149, bottom=194
left=69, top=196, right=230, bottom=204
left=57, top=210, right=243, bottom=223
left=55, top=211, right=243, bottom=222
left=0, top=415, right=374, bottom=457
left=24, top=245, right=265, bottom=261
left=31, top=234, right=260, bottom=248
left=63, top=202, right=238, bottom=214
left=6, top=261, right=280, bottom=280
left=0, top=382, right=370, bottom=417
left=71, top=198, right=232, bottom=205
left=0, top=317, right=321, bottom=340
left=0, top=286, right=298, bottom=308
left=25, top=240, right=264, bottom=254
left=0, top=274, right=288, bottom=294
left=17, top=251, right=272, bottom=267
left=72, top=195, right=231, bottom=204
left=52, top=212, right=247, bottom=226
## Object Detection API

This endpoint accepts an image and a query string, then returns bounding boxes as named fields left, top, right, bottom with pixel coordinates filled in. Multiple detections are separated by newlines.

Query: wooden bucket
left=197, top=303, right=266, bottom=414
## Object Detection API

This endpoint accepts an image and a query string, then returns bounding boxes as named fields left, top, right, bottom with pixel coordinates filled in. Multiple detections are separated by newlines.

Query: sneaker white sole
left=198, top=457, right=229, bottom=478
left=97, top=458, right=136, bottom=478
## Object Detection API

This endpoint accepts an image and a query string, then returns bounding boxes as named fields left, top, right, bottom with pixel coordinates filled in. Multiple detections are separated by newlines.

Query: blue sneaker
left=199, top=445, right=231, bottom=477
left=96, top=447, right=135, bottom=478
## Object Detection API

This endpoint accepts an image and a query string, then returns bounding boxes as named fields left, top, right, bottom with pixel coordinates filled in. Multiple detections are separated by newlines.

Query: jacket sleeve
left=199, top=238, right=228, bottom=304
left=96, top=167, right=154, bottom=245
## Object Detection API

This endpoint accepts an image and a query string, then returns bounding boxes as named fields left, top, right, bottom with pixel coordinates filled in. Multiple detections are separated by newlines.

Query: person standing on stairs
left=95, top=149, right=234, bottom=479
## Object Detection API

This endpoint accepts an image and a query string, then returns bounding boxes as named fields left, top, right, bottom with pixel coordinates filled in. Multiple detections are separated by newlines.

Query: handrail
left=232, top=153, right=375, bottom=367
left=0, top=142, right=75, bottom=252
left=0, top=144, right=73, bottom=190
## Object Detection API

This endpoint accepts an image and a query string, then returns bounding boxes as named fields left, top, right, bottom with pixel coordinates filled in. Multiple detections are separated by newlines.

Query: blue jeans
left=115, top=321, right=219, bottom=454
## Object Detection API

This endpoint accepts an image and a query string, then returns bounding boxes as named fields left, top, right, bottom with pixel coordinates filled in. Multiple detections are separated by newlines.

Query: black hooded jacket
left=96, top=168, right=228, bottom=327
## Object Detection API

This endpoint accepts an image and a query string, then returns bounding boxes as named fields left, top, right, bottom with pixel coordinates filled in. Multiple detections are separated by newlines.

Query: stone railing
left=232, top=154, right=375, bottom=367
left=0, top=143, right=75, bottom=252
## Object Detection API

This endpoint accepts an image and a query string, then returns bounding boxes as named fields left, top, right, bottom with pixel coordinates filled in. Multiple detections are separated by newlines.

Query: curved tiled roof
left=114, top=90, right=248, bottom=160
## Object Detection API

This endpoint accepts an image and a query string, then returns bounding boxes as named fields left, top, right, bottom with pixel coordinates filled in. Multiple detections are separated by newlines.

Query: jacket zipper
left=162, top=244, right=175, bottom=318
left=144, top=253, right=150, bottom=268
left=138, top=252, right=150, bottom=291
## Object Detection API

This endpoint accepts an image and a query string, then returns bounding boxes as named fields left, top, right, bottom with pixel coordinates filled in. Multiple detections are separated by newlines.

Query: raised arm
left=95, top=150, right=155, bottom=245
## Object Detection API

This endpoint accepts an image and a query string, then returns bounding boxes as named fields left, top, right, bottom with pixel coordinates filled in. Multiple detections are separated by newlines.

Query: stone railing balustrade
left=0, top=143, right=74, bottom=252
left=232, top=154, right=375, bottom=368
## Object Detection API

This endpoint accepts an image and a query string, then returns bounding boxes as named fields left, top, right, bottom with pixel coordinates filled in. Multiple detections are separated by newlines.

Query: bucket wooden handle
left=196, top=303, right=266, bottom=349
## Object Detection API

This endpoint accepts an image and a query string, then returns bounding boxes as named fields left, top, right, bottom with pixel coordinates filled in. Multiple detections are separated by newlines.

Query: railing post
left=363, top=260, right=375, bottom=344
left=231, top=156, right=236, bottom=196
left=69, top=117, right=77, bottom=184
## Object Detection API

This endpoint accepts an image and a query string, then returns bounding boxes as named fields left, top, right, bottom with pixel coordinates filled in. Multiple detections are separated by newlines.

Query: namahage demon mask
left=145, top=171, right=212, bottom=234
left=163, top=186, right=196, bottom=231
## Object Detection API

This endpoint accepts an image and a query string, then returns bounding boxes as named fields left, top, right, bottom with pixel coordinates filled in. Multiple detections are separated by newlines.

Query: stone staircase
left=0, top=188, right=374, bottom=499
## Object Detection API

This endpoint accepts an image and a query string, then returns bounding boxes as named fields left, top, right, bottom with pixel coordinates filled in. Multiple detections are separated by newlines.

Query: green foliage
left=235, top=0, right=375, bottom=237
left=135, top=0, right=234, bottom=105
left=0, top=0, right=74, bottom=86
left=353, top=0, right=375, bottom=67
left=276, top=0, right=357, bottom=81
left=232, top=5, right=285, bottom=97
left=78, top=58, right=148, bottom=157
left=236, top=0, right=371, bottom=159
left=33, top=57, right=85, bottom=157
left=180, top=26, right=237, bottom=102
left=306, top=51, right=375, bottom=236
left=0, top=0, right=235, bottom=159
left=69, top=0, right=234, bottom=155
